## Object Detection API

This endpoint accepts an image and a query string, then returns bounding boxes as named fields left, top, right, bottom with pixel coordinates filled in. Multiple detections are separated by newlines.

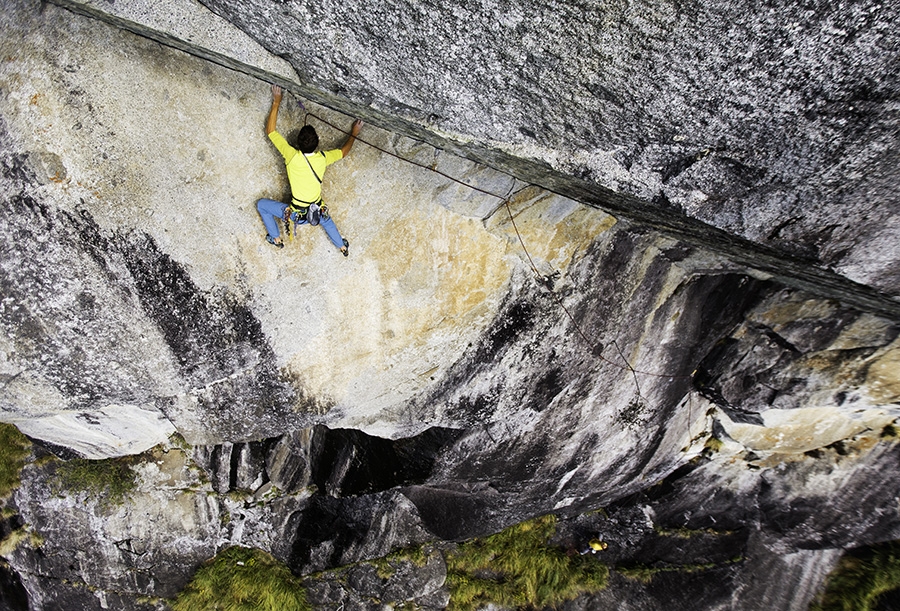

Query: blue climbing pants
left=256, top=198, right=345, bottom=249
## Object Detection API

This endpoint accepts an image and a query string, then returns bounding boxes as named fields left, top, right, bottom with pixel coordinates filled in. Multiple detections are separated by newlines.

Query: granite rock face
left=198, top=0, right=900, bottom=296
left=1, top=0, right=900, bottom=610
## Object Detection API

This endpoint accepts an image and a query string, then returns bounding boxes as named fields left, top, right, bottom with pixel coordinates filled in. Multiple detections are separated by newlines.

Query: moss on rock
left=812, top=541, right=900, bottom=611
left=445, top=514, right=608, bottom=611
left=0, top=423, right=31, bottom=498
left=51, top=456, right=138, bottom=507
left=172, top=546, right=310, bottom=611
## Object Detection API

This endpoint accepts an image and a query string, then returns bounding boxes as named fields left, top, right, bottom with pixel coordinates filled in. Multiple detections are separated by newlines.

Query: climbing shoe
left=266, top=235, right=284, bottom=249
left=341, top=238, right=349, bottom=257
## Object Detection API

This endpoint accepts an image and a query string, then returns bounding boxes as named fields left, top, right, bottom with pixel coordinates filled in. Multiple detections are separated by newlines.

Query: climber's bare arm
left=341, top=120, right=363, bottom=157
left=266, top=85, right=282, bottom=135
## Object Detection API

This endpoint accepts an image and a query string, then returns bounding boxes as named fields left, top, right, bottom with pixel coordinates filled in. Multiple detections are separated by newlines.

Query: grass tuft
left=52, top=456, right=137, bottom=507
left=704, top=436, right=724, bottom=453
left=369, top=544, right=433, bottom=579
left=654, top=525, right=734, bottom=539
left=172, top=546, right=310, bottom=611
left=445, top=514, right=608, bottom=611
left=617, top=565, right=657, bottom=583
left=0, top=423, right=31, bottom=498
left=618, top=561, right=717, bottom=583
left=812, top=541, right=900, bottom=611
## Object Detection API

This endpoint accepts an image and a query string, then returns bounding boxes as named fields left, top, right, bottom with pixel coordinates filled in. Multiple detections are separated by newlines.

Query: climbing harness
left=282, top=203, right=329, bottom=240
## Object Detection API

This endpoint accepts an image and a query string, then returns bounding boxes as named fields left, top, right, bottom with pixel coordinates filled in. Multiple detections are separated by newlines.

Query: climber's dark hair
left=296, top=125, right=319, bottom=153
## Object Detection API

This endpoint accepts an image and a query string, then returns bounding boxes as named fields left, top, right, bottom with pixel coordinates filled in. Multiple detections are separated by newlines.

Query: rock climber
left=256, top=84, right=362, bottom=255
left=580, top=538, right=608, bottom=554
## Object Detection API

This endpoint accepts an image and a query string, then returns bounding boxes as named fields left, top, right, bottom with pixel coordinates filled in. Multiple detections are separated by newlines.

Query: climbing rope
left=298, top=96, right=712, bottom=449
left=304, top=109, right=519, bottom=202
left=296, top=98, right=695, bottom=391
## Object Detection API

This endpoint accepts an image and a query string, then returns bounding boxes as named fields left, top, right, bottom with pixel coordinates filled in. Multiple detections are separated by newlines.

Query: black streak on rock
left=117, top=231, right=296, bottom=418
left=472, top=298, right=535, bottom=365
left=529, top=366, right=565, bottom=412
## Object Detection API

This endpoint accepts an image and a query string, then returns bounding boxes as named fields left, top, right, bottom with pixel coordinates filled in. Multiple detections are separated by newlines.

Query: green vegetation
left=0, top=527, right=38, bottom=556
left=812, top=541, right=900, bottom=611
left=618, top=562, right=717, bottom=583
left=372, top=543, right=432, bottom=579
left=617, top=564, right=657, bottom=583
left=172, top=546, right=310, bottom=611
left=226, top=489, right=252, bottom=502
left=704, top=436, right=724, bottom=453
left=654, top=525, right=735, bottom=539
left=0, top=423, right=31, bottom=497
left=617, top=552, right=744, bottom=584
left=168, top=431, right=192, bottom=451
left=445, top=514, right=608, bottom=611
left=52, top=456, right=137, bottom=507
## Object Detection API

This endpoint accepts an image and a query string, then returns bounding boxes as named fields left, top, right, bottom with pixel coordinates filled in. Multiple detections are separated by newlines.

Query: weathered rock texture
left=1, top=0, right=900, bottom=610
left=193, top=0, right=900, bottom=298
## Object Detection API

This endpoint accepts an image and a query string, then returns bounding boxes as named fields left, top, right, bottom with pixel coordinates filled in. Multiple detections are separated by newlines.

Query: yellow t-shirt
left=268, top=131, right=343, bottom=205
